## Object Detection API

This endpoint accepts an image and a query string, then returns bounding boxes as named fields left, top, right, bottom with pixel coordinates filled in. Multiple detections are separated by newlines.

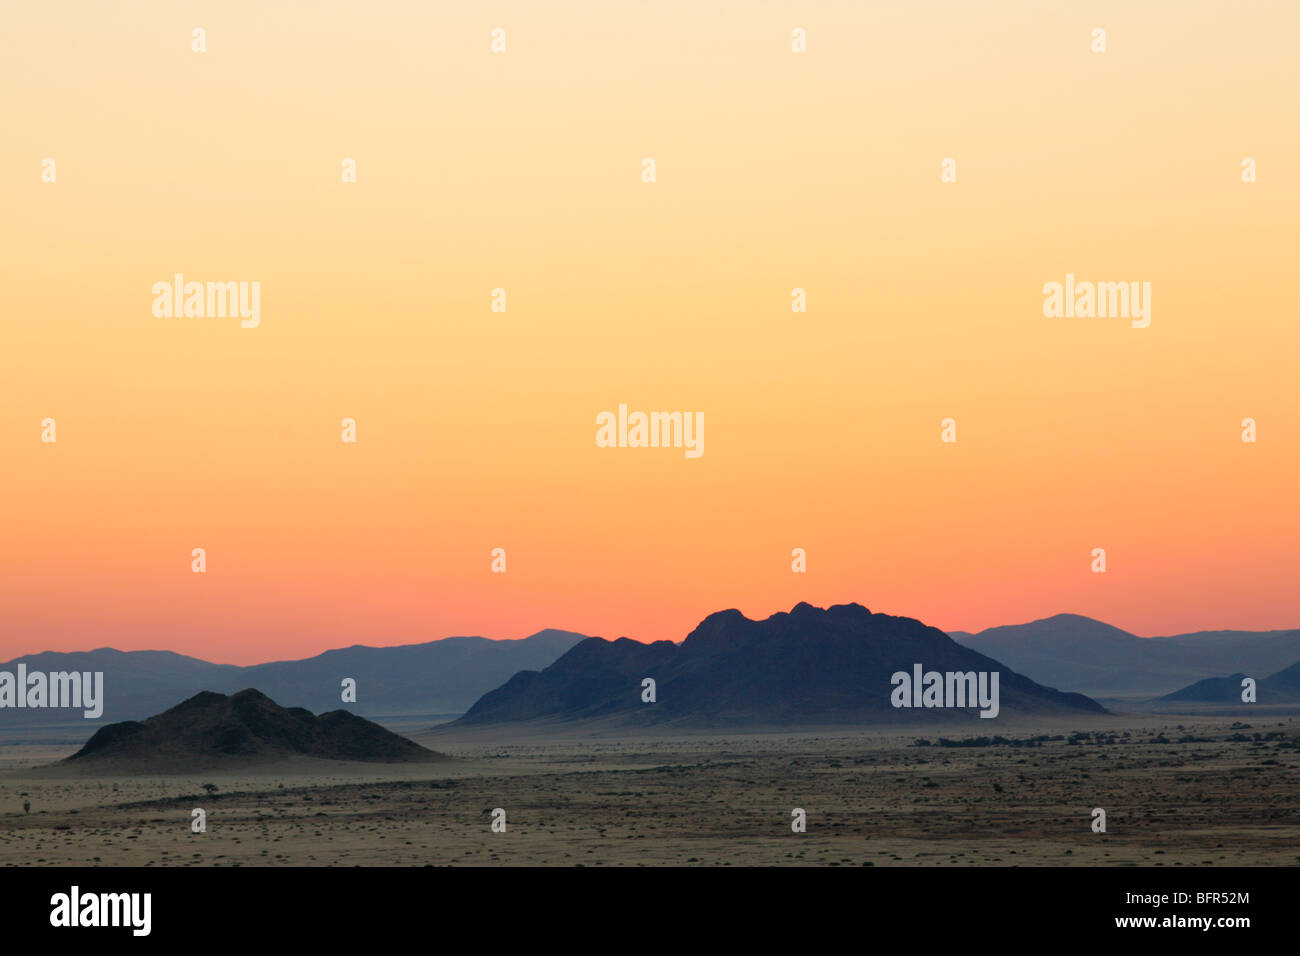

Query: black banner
left=2, top=866, right=1273, bottom=943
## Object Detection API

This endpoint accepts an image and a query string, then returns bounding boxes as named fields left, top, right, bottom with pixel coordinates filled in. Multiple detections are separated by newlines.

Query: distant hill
left=0, top=630, right=588, bottom=728
left=1161, top=660, right=1300, bottom=704
left=230, top=630, right=588, bottom=717
left=456, top=603, right=1105, bottom=728
left=66, top=689, right=446, bottom=770
left=0, top=649, right=241, bottom=728
left=951, top=615, right=1300, bottom=698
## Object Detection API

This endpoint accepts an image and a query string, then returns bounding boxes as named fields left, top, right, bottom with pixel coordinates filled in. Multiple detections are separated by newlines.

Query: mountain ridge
left=952, top=615, right=1300, bottom=698
left=0, top=630, right=590, bottom=726
left=457, top=602, right=1106, bottom=728
left=1161, top=659, right=1300, bottom=704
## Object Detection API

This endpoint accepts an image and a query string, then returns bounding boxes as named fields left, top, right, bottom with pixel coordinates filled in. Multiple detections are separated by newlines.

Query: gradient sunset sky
left=3, top=1, right=1298, bottom=664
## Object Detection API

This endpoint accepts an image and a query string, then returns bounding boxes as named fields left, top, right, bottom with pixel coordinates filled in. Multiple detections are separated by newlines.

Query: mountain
left=951, top=615, right=1300, bottom=698
left=230, top=630, right=588, bottom=717
left=66, top=689, right=446, bottom=770
left=1161, top=660, right=1300, bottom=704
left=0, top=630, right=588, bottom=727
left=456, top=603, right=1105, bottom=728
left=0, top=649, right=241, bottom=728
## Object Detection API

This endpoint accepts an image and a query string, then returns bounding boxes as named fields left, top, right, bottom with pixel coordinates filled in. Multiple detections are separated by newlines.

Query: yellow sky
left=2, top=1, right=1298, bottom=662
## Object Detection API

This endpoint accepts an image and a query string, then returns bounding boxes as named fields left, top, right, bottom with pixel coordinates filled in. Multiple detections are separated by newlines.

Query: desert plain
left=2, top=712, right=1297, bottom=867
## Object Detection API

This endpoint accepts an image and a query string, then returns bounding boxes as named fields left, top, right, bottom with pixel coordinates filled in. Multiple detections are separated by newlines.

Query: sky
left=2, top=1, right=1298, bottom=664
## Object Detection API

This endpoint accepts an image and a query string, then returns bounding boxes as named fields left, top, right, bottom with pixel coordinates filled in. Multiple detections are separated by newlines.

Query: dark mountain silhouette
left=951, top=615, right=1300, bottom=698
left=66, top=689, right=445, bottom=770
left=1, top=630, right=587, bottom=727
left=1160, top=660, right=1300, bottom=704
left=456, top=603, right=1105, bottom=727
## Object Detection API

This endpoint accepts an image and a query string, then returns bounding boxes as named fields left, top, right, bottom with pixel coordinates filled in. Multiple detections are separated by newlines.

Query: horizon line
left=5, top=607, right=1300, bottom=669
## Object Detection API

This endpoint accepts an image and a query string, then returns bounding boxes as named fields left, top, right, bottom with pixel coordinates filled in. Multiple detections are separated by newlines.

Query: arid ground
left=2, top=714, right=1297, bottom=866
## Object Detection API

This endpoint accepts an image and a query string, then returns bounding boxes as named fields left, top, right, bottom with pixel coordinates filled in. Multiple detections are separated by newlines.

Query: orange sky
left=2, top=1, right=1298, bottom=664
